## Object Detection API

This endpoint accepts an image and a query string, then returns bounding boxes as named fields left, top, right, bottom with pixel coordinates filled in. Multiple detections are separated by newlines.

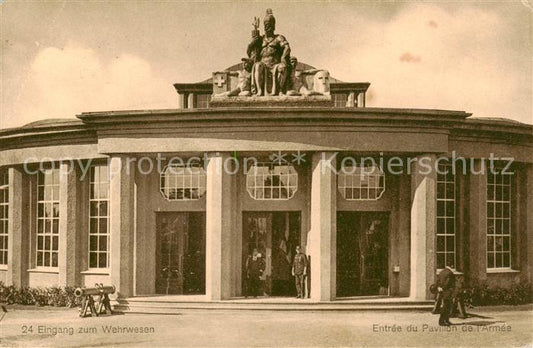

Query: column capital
left=205, top=151, right=233, bottom=159
left=312, top=151, right=338, bottom=174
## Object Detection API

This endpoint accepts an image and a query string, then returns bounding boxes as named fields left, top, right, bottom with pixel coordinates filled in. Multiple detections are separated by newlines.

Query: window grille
left=246, top=163, right=298, bottom=200
left=338, top=165, right=385, bottom=200
left=486, top=170, right=513, bottom=269
left=36, top=169, right=60, bottom=267
left=160, top=164, right=207, bottom=201
left=89, top=165, right=110, bottom=269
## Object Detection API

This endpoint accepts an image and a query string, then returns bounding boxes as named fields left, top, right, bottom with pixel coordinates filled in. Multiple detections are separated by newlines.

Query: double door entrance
left=242, top=212, right=301, bottom=297
left=155, top=212, right=206, bottom=295
left=154, top=210, right=388, bottom=298
left=337, top=212, right=390, bottom=297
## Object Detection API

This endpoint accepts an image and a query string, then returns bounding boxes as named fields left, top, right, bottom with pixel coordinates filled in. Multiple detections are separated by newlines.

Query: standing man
left=245, top=248, right=264, bottom=298
left=436, top=259, right=456, bottom=326
left=292, top=246, right=307, bottom=299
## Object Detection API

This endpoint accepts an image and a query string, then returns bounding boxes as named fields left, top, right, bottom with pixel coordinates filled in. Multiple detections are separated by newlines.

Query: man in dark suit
left=436, top=259, right=456, bottom=326
left=292, top=246, right=307, bottom=299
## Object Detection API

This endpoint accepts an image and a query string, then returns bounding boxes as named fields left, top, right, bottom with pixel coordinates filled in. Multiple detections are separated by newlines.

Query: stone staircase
left=113, top=296, right=434, bottom=315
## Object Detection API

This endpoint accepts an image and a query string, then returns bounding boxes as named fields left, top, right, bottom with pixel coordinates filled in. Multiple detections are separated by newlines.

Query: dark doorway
left=155, top=212, right=206, bottom=295
left=337, top=212, right=389, bottom=297
left=242, top=212, right=301, bottom=297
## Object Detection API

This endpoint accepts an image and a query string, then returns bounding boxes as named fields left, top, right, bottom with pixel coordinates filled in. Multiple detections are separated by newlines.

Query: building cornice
left=76, top=107, right=471, bottom=124
left=1, top=108, right=532, bottom=156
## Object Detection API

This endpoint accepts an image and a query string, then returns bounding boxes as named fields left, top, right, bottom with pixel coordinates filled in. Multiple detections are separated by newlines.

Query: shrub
left=0, top=282, right=79, bottom=308
left=462, top=282, right=532, bottom=307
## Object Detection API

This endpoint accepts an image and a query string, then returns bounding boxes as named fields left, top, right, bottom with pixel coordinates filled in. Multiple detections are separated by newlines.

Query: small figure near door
left=246, top=248, right=265, bottom=298
left=292, top=246, right=307, bottom=299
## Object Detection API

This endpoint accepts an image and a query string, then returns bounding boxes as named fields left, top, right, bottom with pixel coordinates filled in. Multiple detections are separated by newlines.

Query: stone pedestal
left=7, top=167, right=29, bottom=287
left=409, top=155, right=437, bottom=300
left=205, top=153, right=235, bottom=300
left=58, top=163, right=78, bottom=286
left=109, top=157, right=135, bottom=298
left=308, top=152, right=337, bottom=301
left=209, top=95, right=333, bottom=108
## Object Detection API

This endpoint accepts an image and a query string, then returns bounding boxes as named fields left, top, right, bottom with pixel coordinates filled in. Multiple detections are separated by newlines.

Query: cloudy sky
left=1, top=0, right=531, bottom=129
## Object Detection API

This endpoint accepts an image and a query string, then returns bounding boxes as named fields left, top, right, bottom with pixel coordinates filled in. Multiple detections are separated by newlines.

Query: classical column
left=205, top=153, right=235, bottom=300
left=410, top=154, right=437, bottom=300
left=188, top=93, right=195, bottom=109
left=109, top=157, right=135, bottom=298
left=177, top=93, right=185, bottom=109
left=308, top=152, right=337, bottom=301
left=468, top=159, right=487, bottom=285
left=357, top=92, right=366, bottom=107
left=58, top=163, right=78, bottom=286
left=346, top=92, right=356, bottom=107
left=7, top=167, right=29, bottom=287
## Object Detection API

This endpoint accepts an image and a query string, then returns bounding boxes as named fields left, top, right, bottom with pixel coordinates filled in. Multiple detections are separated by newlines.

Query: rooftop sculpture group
left=214, top=9, right=330, bottom=99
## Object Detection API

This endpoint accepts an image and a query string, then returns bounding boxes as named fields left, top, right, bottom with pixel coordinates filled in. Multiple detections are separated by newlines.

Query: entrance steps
left=113, top=296, right=434, bottom=315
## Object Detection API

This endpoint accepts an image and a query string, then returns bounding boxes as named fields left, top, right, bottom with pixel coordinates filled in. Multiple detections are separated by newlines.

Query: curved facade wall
left=0, top=108, right=532, bottom=301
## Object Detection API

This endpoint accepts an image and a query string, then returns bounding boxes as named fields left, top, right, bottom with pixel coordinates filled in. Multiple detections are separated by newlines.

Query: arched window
left=160, top=164, right=206, bottom=201
left=338, top=165, right=385, bottom=200
left=246, top=163, right=298, bottom=200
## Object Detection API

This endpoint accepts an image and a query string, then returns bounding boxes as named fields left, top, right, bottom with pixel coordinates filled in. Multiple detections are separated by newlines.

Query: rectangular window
left=436, top=164, right=456, bottom=270
left=89, top=165, right=110, bottom=269
left=333, top=93, right=348, bottom=107
left=36, top=169, right=60, bottom=267
left=196, top=94, right=211, bottom=109
left=486, top=170, right=512, bottom=269
left=0, top=171, right=8, bottom=265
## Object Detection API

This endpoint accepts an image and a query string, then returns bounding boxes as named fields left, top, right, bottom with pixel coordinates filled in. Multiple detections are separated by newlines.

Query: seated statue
left=214, top=58, right=253, bottom=97
left=247, top=9, right=291, bottom=96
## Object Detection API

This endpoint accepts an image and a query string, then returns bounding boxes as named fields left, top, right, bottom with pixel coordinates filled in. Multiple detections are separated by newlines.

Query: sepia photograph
left=0, top=0, right=532, bottom=347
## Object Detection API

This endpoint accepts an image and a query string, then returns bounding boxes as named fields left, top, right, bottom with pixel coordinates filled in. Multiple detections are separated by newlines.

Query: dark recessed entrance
left=242, top=212, right=301, bottom=297
left=155, top=212, right=206, bottom=295
left=336, top=211, right=389, bottom=297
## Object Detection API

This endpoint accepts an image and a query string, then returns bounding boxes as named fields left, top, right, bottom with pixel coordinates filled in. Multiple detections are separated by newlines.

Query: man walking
left=292, top=246, right=307, bottom=299
left=436, top=259, right=456, bottom=326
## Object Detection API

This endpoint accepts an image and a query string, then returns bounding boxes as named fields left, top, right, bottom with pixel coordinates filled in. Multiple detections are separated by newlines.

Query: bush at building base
left=461, top=282, right=532, bottom=307
left=0, top=282, right=79, bottom=307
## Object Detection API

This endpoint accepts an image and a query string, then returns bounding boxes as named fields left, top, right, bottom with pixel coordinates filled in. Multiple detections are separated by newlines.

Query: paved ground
left=0, top=305, right=531, bottom=347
